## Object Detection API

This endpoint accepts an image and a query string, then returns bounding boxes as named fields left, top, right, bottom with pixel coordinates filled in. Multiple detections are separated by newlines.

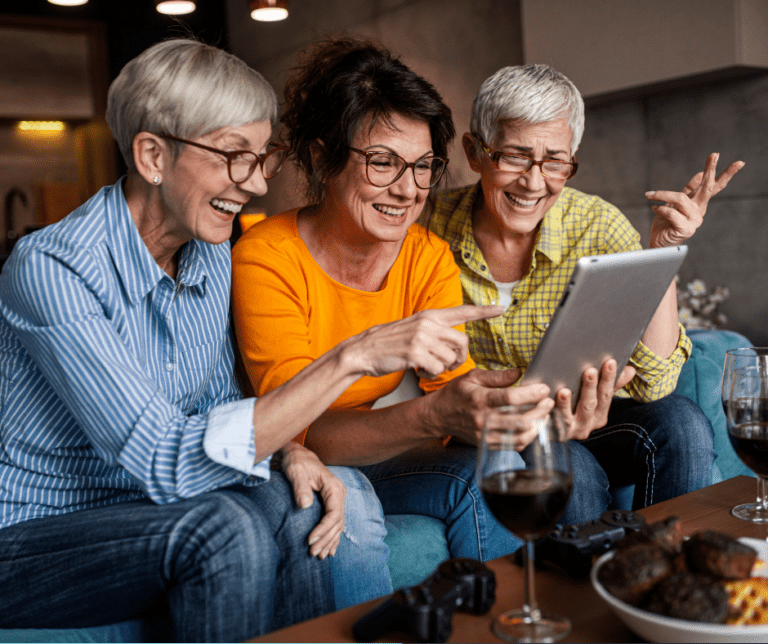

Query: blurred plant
left=677, top=277, right=730, bottom=330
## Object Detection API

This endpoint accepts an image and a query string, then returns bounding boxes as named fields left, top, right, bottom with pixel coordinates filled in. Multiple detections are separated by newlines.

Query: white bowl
left=590, top=538, right=768, bottom=643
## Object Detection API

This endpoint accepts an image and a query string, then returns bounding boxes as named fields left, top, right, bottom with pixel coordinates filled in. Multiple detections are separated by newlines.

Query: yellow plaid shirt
left=421, top=183, right=691, bottom=402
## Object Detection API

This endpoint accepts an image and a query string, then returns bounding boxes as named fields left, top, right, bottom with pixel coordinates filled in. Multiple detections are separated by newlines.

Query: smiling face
left=468, top=118, right=574, bottom=237
left=321, top=113, right=433, bottom=244
left=159, top=119, right=272, bottom=247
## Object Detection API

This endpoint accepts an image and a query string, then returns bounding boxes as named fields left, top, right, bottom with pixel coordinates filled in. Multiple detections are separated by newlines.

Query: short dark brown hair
left=281, top=36, right=455, bottom=205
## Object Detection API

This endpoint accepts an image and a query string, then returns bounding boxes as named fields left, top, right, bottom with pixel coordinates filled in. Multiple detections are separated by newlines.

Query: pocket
left=178, top=338, right=224, bottom=406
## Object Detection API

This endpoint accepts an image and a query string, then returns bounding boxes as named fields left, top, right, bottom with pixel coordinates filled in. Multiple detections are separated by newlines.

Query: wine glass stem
left=522, top=539, right=542, bottom=622
left=758, top=476, right=768, bottom=511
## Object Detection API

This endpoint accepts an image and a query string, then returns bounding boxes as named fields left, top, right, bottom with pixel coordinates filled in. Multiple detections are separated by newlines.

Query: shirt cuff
left=203, top=398, right=271, bottom=480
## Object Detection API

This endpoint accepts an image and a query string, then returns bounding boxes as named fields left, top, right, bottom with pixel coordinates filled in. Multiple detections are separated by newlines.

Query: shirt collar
left=104, top=179, right=208, bottom=304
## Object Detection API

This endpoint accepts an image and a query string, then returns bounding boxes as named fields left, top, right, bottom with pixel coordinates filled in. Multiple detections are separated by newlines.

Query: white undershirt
left=493, top=278, right=520, bottom=310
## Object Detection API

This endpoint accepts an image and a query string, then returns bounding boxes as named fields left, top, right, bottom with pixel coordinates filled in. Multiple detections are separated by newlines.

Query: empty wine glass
left=723, top=352, right=768, bottom=522
left=478, top=405, right=573, bottom=643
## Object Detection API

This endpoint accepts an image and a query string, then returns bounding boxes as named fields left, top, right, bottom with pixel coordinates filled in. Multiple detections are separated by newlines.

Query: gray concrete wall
left=570, top=73, right=768, bottom=345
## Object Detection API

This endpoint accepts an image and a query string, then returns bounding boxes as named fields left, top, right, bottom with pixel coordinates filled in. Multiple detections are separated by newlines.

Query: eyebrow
left=505, top=144, right=570, bottom=158
left=365, top=144, right=435, bottom=157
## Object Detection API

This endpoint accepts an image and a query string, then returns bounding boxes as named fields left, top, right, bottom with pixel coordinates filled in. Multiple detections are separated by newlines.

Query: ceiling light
left=18, top=121, right=66, bottom=132
left=250, top=0, right=288, bottom=22
left=47, top=0, right=88, bottom=5
left=155, top=0, right=196, bottom=15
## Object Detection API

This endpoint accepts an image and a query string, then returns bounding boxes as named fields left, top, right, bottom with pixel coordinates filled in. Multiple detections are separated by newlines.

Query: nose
left=238, top=166, right=269, bottom=197
left=518, top=163, right=547, bottom=192
left=388, top=167, right=420, bottom=200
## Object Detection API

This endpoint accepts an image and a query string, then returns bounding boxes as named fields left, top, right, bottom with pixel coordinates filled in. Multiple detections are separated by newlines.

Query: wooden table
left=253, top=476, right=767, bottom=643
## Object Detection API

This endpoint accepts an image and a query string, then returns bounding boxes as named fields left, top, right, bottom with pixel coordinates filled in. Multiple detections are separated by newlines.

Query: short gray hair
left=470, top=64, right=584, bottom=154
left=107, top=39, right=277, bottom=171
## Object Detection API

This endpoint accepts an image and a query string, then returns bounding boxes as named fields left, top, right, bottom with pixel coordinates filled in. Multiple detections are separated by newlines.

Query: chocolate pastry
left=644, top=572, right=729, bottom=623
left=597, top=543, right=673, bottom=606
left=684, top=531, right=757, bottom=579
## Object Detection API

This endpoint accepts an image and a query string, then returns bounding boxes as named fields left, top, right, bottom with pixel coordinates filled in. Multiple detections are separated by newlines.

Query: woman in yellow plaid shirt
left=423, top=64, right=744, bottom=514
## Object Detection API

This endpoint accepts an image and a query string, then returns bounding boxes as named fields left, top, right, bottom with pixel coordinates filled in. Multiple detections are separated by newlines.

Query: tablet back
left=522, top=245, right=688, bottom=405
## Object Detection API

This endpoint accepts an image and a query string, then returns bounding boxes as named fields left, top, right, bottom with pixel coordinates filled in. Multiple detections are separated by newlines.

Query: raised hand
left=645, top=153, right=744, bottom=249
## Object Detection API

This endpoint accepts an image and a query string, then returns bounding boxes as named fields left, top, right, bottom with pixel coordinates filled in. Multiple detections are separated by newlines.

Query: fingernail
left=299, top=495, right=312, bottom=508
left=645, top=191, right=655, bottom=197
left=308, top=536, right=319, bottom=546
left=311, top=547, right=320, bottom=556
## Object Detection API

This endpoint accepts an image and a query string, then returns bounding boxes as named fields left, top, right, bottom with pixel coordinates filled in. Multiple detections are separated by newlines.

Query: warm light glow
left=250, top=0, right=288, bottom=22
left=18, top=121, right=66, bottom=132
left=155, top=0, right=196, bottom=15
left=251, top=7, right=288, bottom=21
left=47, top=0, right=88, bottom=5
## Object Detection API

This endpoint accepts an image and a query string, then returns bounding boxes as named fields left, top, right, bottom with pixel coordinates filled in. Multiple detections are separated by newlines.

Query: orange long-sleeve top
left=231, top=210, right=475, bottom=444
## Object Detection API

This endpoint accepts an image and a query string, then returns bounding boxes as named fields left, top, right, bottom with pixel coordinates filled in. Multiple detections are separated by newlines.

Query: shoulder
left=423, top=184, right=478, bottom=237
left=232, top=210, right=300, bottom=261
left=555, top=186, right=639, bottom=249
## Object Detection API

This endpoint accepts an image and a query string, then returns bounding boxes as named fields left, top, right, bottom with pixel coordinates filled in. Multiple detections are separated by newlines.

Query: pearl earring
left=153, top=176, right=160, bottom=185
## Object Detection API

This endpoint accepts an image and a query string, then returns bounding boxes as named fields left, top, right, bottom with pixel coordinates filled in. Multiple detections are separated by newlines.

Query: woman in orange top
left=231, top=37, right=559, bottom=564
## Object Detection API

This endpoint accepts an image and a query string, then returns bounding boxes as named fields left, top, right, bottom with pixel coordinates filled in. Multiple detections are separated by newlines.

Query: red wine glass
left=478, top=405, right=573, bottom=642
left=722, top=348, right=768, bottom=523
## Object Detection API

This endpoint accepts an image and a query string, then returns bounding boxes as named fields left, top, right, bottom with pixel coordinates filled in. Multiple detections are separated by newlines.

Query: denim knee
left=326, top=466, right=391, bottom=608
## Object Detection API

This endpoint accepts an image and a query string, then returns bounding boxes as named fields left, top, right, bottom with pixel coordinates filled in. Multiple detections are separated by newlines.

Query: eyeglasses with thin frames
left=157, top=134, right=289, bottom=184
left=348, top=147, right=449, bottom=189
left=472, top=133, right=577, bottom=180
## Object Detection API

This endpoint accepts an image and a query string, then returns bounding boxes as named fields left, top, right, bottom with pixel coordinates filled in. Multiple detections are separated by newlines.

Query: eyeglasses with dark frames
left=348, top=147, right=449, bottom=189
left=472, top=133, right=577, bottom=180
left=158, top=134, right=289, bottom=184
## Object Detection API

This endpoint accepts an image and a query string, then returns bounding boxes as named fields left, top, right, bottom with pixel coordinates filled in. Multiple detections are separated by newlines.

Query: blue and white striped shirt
left=0, top=180, right=268, bottom=530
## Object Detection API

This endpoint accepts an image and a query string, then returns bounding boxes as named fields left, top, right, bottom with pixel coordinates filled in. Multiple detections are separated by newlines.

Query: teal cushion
left=383, top=514, right=449, bottom=590
left=676, top=329, right=754, bottom=480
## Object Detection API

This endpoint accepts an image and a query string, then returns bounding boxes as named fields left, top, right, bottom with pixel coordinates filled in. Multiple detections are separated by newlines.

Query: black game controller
left=518, top=509, right=647, bottom=579
left=352, top=558, right=496, bottom=643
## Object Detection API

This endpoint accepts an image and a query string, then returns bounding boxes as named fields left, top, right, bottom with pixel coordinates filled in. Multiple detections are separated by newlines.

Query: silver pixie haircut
left=107, top=39, right=277, bottom=171
left=470, top=64, right=584, bottom=154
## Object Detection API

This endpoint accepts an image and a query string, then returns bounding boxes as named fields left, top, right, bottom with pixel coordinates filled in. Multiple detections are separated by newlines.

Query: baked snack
left=597, top=543, right=672, bottom=605
left=685, top=531, right=757, bottom=579
left=725, top=577, right=768, bottom=625
left=644, top=573, right=729, bottom=623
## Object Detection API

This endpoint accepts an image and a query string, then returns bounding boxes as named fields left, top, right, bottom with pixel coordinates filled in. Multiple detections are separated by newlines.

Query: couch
left=0, top=329, right=753, bottom=642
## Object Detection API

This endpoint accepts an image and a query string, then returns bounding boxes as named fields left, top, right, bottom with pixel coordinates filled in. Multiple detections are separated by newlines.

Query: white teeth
left=373, top=204, right=407, bottom=216
left=210, top=199, right=243, bottom=214
left=506, top=194, right=539, bottom=207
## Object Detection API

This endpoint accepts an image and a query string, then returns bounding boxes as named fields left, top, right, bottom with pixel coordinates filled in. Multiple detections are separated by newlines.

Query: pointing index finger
left=433, top=304, right=505, bottom=326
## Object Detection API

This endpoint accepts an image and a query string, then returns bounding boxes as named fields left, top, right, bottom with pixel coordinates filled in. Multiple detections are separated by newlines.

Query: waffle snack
left=725, top=577, right=768, bottom=625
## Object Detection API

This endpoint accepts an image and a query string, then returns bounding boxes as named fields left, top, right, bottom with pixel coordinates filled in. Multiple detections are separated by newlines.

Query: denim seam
left=365, top=470, right=484, bottom=561
left=581, top=423, right=656, bottom=506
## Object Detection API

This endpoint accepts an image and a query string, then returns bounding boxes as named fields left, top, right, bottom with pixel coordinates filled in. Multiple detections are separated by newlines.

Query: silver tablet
left=521, top=245, right=688, bottom=408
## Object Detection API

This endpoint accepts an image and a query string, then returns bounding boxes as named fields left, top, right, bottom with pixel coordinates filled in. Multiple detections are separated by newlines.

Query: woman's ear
left=462, top=132, right=482, bottom=173
left=132, top=132, right=167, bottom=185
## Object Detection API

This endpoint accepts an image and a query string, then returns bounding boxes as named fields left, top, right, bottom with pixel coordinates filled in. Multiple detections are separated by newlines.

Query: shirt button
left=480, top=265, right=486, bottom=271
left=463, top=252, right=471, bottom=258
left=165, top=363, right=174, bottom=371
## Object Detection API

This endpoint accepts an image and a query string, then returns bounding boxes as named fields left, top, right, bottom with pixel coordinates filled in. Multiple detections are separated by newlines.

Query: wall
left=227, top=0, right=523, bottom=217
left=569, top=73, right=768, bottom=345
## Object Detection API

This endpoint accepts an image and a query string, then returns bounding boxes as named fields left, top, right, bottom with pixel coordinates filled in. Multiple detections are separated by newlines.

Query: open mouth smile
left=373, top=204, right=407, bottom=217
left=505, top=193, right=542, bottom=208
left=210, top=198, right=243, bottom=215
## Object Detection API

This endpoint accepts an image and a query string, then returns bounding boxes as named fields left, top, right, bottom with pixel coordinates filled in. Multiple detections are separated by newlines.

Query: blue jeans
left=563, top=394, right=716, bottom=518
left=326, top=466, right=392, bottom=608
left=0, top=471, right=386, bottom=640
left=359, top=439, right=526, bottom=562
